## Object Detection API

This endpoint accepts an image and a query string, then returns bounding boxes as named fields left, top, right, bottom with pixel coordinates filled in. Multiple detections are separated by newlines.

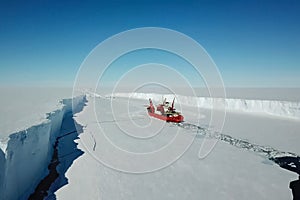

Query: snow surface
left=56, top=95, right=299, bottom=200
left=0, top=88, right=299, bottom=199
left=0, top=87, right=73, bottom=138
left=0, top=87, right=86, bottom=200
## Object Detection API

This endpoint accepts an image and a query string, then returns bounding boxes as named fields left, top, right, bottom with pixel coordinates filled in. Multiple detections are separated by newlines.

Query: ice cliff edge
left=112, top=92, right=300, bottom=120
left=0, top=95, right=86, bottom=200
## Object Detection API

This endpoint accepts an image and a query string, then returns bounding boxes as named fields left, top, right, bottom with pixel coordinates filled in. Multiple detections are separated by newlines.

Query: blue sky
left=0, top=0, right=299, bottom=87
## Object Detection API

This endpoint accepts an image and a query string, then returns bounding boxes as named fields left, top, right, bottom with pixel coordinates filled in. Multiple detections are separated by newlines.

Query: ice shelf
left=0, top=95, right=86, bottom=200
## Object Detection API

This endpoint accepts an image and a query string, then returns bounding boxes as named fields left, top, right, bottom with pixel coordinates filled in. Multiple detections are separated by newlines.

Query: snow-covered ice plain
left=0, top=87, right=300, bottom=199
left=58, top=89, right=299, bottom=200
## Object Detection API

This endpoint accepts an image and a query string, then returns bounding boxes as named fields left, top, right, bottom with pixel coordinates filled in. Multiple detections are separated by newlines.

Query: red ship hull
left=146, top=98, right=184, bottom=123
left=148, top=111, right=184, bottom=123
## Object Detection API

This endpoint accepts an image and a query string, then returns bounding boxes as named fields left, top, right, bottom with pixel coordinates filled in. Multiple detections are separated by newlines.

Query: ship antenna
left=171, top=97, right=175, bottom=110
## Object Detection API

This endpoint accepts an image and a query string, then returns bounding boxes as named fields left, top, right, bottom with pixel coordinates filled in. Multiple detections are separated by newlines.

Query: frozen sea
left=0, top=87, right=300, bottom=199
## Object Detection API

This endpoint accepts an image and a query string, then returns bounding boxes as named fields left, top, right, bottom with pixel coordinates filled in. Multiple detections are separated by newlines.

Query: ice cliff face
left=111, top=93, right=300, bottom=120
left=0, top=95, right=86, bottom=200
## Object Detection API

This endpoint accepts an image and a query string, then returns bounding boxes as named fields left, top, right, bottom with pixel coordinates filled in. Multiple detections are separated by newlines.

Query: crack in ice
left=172, top=122, right=300, bottom=174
